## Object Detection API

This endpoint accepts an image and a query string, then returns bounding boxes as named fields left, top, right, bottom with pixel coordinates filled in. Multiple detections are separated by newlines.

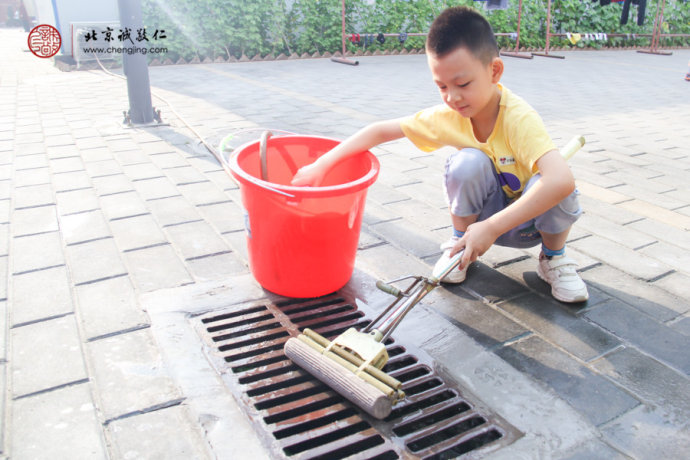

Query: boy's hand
left=291, top=160, right=327, bottom=187
left=449, top=220, right=500, bottom=269
left=290, top=119, right=405, bottom=187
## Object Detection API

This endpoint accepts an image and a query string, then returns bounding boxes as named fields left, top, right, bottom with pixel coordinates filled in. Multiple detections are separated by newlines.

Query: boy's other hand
left=449, top=220, right=500, bottom=269
left=291, top=161, right=326, bottom=187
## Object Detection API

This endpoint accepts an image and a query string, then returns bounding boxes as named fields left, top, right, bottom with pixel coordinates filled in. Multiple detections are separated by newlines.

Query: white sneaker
left=434, top=237, right=468, bottom=283
left=537, top=253, right=589, bottom=303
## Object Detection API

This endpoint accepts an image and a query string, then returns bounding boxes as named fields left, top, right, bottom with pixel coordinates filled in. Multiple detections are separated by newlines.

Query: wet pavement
left=2, top=26, right=690, bottom=459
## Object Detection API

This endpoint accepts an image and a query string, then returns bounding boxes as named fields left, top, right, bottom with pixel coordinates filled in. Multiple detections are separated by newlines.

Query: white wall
left=32, top=0, right=118, bottom=56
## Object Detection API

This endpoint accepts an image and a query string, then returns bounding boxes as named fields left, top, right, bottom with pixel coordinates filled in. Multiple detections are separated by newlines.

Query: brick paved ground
left=2, top=26, right=689, bottom=459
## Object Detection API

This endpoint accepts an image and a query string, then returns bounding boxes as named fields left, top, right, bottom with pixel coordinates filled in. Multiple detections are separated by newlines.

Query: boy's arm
left=452, top=149, right=576, bottom=266
left=291, top=118, right=405, bottom=186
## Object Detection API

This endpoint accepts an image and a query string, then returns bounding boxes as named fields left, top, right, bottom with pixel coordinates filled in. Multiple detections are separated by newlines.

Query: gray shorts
left=444, top=148, right=582, bottom=248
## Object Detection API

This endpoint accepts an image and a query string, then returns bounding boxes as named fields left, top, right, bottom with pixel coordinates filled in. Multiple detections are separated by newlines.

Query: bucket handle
left=260, top=130, right=271, bottom=181
left=218, top=127, right=295, bottom=156
left=219, top=129, right=296, bottom=198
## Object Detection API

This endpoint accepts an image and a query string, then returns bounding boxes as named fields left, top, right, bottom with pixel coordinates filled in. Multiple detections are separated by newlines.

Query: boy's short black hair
left=426, top=6, right=499, bottom=64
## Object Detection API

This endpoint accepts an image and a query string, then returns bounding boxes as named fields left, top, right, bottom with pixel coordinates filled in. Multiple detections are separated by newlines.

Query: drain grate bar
left=289, top=304, right=358, bottom=324
left=390, top=364, right=433, bottom=383
left=278, top=296, right=346, bottom=309
left=296, top=428, right=385, bottom=460
left=392, top=402, right=472, bottom=437
left=254, top=375, right=333, bottom=406
left=402, top=377, right=445, bottom=398
left=206, top=312, right=275, bottom=333
left=241, top=362, right=301, bottom=384
left=221, top=339, right=288, bottom=362
left=238, top=362, right=298, bottom=384
left=282, top=417, right=371, bottom=455
left=271, top=402, right=354, bottom=437
left=431, top=429, right=504, bottom=460
left=283, top=304, right=353, bottom=324
left=254, top=383, right=329, bottom=410
left=201, top=305, right=268, bottom=324
left=312, top=439, right=391, bottom=460
left=212, top=321, right=283, bottom=341
left=247, top=373, right=316, bottom=398
left=416, top=426, right=502, bottom=459
left=273, top=407, right=358, bottom=440
left=386, top=346, right=406, bottom=359
left=383, top=355, right=418, bottom=372
left=263, top=395, right=344, bottom=425
left=196, top=291, right=521, bottom=458
left=228, top=348, right=288, bottom=370
left=294, top=311, right=365, bottom=331
left=311, top=320, right=370, bottom=340
left=217, top=330, right=290, bottom=350
left=406, top=414, right=487, bottom=451
left=385, top=387, right=459, bottom=422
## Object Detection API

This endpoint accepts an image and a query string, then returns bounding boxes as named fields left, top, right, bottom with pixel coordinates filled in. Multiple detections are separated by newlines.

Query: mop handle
left=375, top=280, right=403, bottom=297
left=431, top=249, right=464, bottom=282
left=377, top=280, right=437, bottom=342
left=561, top=135, right=585, bottom=161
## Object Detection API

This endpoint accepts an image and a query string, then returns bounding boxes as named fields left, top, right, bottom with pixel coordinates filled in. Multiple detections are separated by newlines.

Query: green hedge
left=142, top=0, right=690, bottom=61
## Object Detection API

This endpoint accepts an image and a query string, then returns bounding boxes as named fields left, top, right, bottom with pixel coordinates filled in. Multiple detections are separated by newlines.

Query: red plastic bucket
left=226, top=134, right=379, bottom=297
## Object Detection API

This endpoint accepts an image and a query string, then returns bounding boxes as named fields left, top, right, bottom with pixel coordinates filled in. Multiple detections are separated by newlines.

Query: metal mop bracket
left=328, top=328, right=388, bottom=372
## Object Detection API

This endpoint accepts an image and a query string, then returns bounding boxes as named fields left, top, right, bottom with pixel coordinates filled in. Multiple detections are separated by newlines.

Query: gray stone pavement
left=1, top=25, right=690, bottom=458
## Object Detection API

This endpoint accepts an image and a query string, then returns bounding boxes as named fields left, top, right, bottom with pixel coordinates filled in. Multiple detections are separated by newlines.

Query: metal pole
left=514, top=0, right=523, bottom=52
left=532, top=0, right=564, bottom=59
left=651, top=0, right=661, bottom=51
left=500, top=0, right=533, bottom=59
left=653, top=0, right=667, bottom=51
left=544, top=0, right=552, bottom=54
left=331, top=0, right=358, bottom=65
left=341, top=0, right=346, bottom=57
left=637, top=0, right=672, bottom=56
left=117, top=0, right=154, bottom=124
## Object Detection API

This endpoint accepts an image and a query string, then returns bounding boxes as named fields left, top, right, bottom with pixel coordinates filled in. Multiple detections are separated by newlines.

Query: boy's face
left=427, top=46, right=503, bottom=119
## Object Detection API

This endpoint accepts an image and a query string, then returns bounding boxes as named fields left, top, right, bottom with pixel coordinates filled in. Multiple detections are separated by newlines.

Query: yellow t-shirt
left=400, top=84, right=555, bottom=199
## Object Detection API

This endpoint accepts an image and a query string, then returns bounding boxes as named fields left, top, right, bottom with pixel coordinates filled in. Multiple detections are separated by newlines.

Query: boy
left=292, top=6, right=588, bottom=303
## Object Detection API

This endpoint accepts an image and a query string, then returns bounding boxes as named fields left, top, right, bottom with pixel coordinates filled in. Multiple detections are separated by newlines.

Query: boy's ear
left=490, top=57, right=504, bottom=83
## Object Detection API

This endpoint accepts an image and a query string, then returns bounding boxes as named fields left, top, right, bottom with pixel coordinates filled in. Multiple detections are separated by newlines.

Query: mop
left=284, top=249, right=465, bottom=419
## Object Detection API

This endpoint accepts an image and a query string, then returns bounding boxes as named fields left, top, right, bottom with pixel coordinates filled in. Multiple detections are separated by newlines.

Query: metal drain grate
left=196, top=292, right=521, bottom=459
